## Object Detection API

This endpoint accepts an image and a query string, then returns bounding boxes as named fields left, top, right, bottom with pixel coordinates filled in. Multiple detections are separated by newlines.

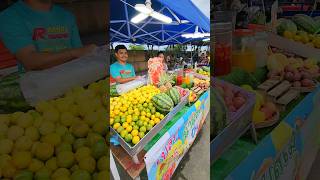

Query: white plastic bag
left=116, top=77, right=146, bottom=95
left=20, top=46, right=107, bottom=106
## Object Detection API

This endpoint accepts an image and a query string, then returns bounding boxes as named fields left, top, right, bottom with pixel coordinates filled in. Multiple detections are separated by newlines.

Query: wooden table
left=110, top=145, right=146, bottom=180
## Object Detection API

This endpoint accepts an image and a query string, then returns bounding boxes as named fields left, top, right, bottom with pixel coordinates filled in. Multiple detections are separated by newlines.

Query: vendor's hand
left=71, top=44, right=97, bottom=58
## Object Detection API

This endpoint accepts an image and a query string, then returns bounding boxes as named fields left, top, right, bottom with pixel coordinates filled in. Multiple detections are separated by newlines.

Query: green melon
left=166, top=88, right=180, bottom=105
left=151, top=93, right=174, bottom=112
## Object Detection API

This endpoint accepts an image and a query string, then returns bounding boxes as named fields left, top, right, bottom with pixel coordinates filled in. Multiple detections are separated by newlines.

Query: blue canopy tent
left=110, top=0, right=210, bottom=45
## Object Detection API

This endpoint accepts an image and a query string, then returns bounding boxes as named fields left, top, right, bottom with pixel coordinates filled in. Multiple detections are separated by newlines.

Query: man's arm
left=16, top=44, right=96, bottom=71
left=114, top=76, right=137, bottom=84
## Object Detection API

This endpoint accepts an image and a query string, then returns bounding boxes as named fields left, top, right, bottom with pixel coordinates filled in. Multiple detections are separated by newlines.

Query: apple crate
left=211, top=79, right=257, bottom=163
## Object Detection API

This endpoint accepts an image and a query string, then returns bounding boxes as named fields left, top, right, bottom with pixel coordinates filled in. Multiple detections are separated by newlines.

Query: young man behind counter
left=110, top=45, right=141, bottom=84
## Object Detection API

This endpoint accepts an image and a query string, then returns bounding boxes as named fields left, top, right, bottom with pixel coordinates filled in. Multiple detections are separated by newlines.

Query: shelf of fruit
left=277, top=14, right=320, bottom=48
left=109, top=81, right=189, bottom=157
left=267, top=48, right=320, bottom=90
left=192, top=66, right=210, bottom=80
left=188, top=78, right=210, bottom=104
left=0, top=79, right=108, bottom=179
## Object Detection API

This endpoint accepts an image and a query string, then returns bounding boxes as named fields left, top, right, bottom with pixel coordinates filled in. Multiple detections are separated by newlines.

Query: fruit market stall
left=109, top=57, right=210, bottom=179
left=212, top=5, right=320, bottom=179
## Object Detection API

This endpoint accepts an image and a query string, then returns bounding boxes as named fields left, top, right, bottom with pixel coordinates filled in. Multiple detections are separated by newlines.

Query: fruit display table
left=212, top=87, right=320, bottom=179
left=110, top=90, right=210, bottom=180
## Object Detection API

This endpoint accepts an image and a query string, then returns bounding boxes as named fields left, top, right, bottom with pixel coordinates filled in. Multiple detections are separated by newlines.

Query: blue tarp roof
left=110, top=0, right=210, bottom=45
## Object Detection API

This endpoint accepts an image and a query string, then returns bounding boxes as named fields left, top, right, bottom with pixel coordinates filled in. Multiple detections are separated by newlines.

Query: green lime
left=132, top=115, right=138, bottom=122
left=117, top=126, right=124, bottom=133
left=143, top=103, right=148, bottom=107
left=137, top=120, right=143, bottom=127
left=125, top=134, right=133, bottom=142
left=138, top=132, right=145, bottom=139
left=148, top=103, right=153, bottom=107
left=133, top=125, right=139, bottom=130
left=147, top=124, right=153, bottom=131
left=139, top=126, right=147, bottom=133
left=143, top=122, right=148, bottom=126
left=121, top=117, right=126, bottom=123
left=120, top=130, right=128, bottom=138
left=130, top=122, right=136, bottom=126
left=138, top=106, right=144, bottom=111
left=151, top=108, right=156, bottom=114
left=114, top=117, right=121, bottom=123
left=145, top=109, right=151, bottom=114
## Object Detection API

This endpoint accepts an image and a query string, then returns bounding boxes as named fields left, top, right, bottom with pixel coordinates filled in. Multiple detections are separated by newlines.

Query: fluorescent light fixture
left=131, top=13, right=148, bottom=23
left=134, top=4, right=153, bottom=14
left=203, top=38, right=210, bottom=42
left=131, top=0, right=172, bottom=24
left=180, top=20, right=190, bottom=24
left=181, top=26, right=210, bottom=39
left=150, top=11, right=172, bottom=24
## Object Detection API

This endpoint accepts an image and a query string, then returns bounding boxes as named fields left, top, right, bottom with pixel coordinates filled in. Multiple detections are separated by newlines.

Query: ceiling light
left=150, top=11, right=172, bottom=24
left=131, top=0, right=172, bottom=24
left=203, top=38, right=210, bottom=42
left=131, top=13, right=148, bottom=24
left=134, top=4, right=153, bottom=14
left=181, top=26, right=210, bottom=39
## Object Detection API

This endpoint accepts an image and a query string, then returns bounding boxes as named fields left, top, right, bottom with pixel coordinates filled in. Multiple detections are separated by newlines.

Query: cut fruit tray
left=254, top=111, right=280, bottom=129
left=110, top=91, right=190, bottom=160
left=211, top=79, right=257, bottom=163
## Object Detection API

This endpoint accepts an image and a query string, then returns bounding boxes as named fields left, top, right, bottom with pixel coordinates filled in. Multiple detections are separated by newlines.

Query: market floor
left=111, top=115, right=210, bottom=180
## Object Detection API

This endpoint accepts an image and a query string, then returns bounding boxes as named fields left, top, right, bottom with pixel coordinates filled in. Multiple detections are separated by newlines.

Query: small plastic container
left=232, top=29, right=257, bottom=72
left=248, top=24, right=268, bottom=68
left=213, top=22, right=233, bottom=76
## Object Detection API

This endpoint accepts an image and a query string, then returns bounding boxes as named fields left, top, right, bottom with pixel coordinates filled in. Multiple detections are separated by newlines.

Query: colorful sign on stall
left=227, top=87, right=320, bottom=180
left=144, top=91, right=209, bottom=180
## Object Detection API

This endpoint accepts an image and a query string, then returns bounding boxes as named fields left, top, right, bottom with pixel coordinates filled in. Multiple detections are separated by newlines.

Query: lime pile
left=0, top=79, right=108, bottom=179
left=110, top=85, right=165, bottom=145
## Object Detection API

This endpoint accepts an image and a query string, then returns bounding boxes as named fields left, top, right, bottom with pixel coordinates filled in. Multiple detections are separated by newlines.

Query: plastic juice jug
left=232, top=29, right=257, bottom=73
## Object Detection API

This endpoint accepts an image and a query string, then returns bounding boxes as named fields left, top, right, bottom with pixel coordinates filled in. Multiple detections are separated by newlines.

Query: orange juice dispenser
left=232, top=29, right=257, bottom=72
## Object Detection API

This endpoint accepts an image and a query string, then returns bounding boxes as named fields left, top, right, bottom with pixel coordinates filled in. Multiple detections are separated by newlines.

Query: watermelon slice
left=148, top=57, right=164, bottom=85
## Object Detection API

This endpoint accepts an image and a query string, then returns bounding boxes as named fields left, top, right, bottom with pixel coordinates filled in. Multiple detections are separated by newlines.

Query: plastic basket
left=211, top=79, right=256, bottom=163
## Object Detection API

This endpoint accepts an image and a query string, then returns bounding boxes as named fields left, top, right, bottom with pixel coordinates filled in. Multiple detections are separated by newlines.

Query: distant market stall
left=109, top=0, right=210, bottom=179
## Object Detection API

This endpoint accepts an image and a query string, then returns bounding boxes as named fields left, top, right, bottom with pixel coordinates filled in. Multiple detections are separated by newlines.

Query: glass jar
left=232, top=29, right=257, bottom=72
left=176, top=68, right=183, bottom=85
left=213, top=22, right=233, bottom=76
